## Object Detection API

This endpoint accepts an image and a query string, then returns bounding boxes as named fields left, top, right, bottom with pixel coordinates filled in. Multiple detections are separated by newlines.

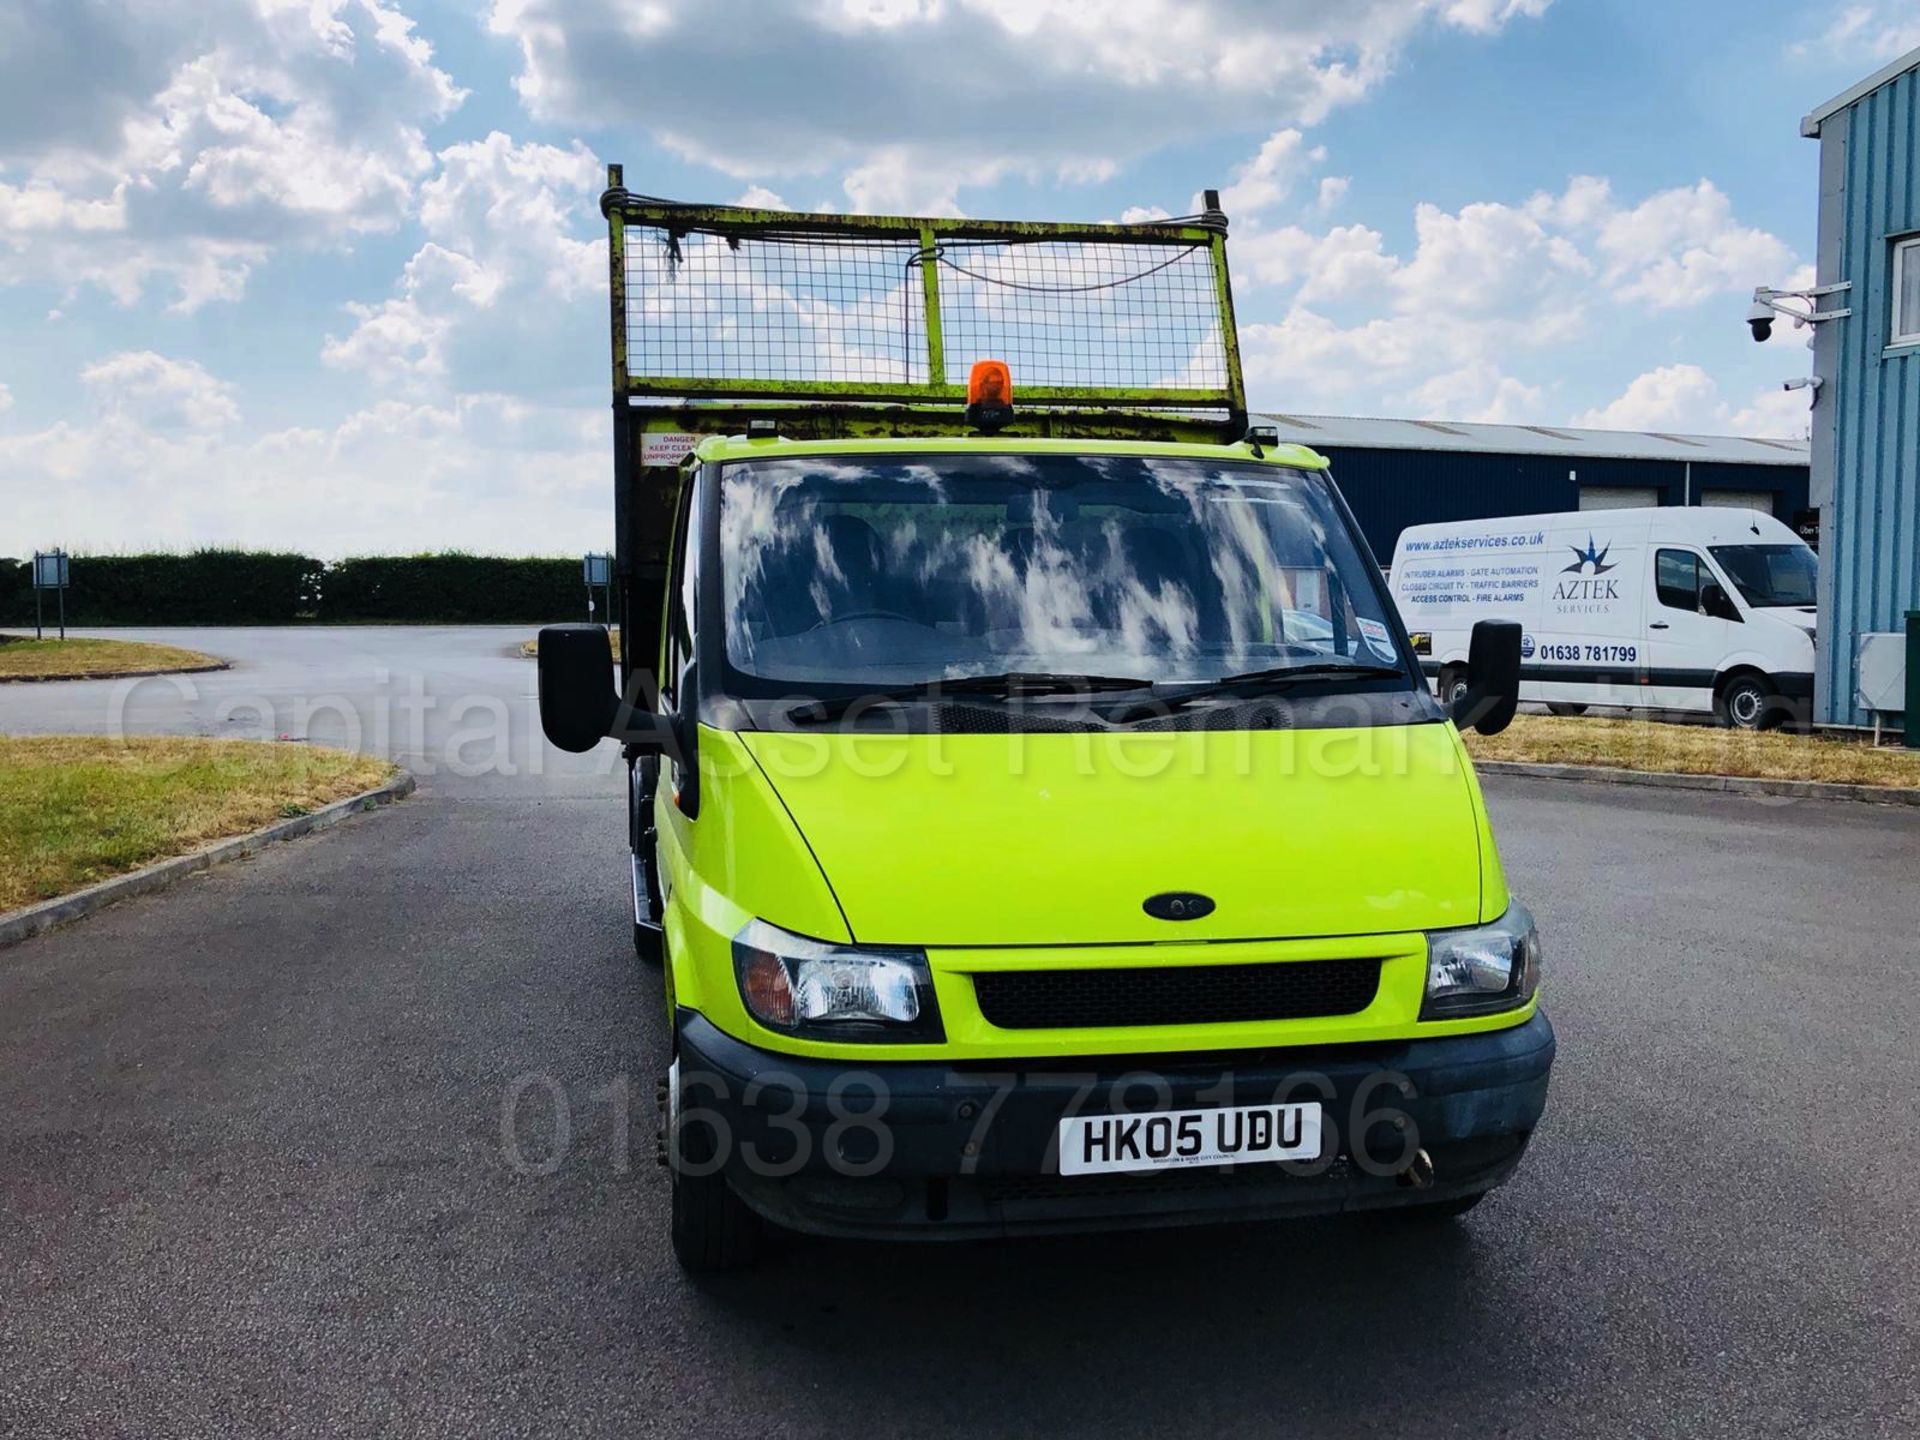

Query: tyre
left=1437, top=664, right=1469, bottom=711
left=1545, top=703, right=1588, bottom=717
left=666, top=1061, right=765, bottom=1273
left=1715, top=673, right=1777, bottom=731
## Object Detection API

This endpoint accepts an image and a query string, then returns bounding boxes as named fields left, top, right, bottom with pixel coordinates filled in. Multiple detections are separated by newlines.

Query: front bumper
left=674, top=1007, right=1555, bottom=1240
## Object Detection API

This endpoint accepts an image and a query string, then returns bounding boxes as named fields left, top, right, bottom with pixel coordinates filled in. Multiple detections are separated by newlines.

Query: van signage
left=1562, top=537, right=1617, bottom=576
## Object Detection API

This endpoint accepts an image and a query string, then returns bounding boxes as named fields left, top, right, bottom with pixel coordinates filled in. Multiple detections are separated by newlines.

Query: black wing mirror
left=537, top=624, right=685, bottom=755
left=1700, top=581, right=1742, bottom=623
left=538, top=624, right=620, bottom=752
left=1451, top=620, right=1522, bottom=736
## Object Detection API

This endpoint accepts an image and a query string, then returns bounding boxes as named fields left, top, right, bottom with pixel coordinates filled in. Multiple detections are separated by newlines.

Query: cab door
left=652, top=466, right=703, bottom=921
left=1643, top=547, right=1728, bottom=714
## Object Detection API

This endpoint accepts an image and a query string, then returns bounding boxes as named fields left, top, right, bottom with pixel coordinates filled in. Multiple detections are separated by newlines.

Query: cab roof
left=690, top=432, right=1331, bottom=471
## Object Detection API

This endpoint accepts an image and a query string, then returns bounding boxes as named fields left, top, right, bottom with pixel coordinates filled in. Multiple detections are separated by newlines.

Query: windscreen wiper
left=1131, top=661, right=1408, bottom=714
left=786, top=671, right=1152, bottom=723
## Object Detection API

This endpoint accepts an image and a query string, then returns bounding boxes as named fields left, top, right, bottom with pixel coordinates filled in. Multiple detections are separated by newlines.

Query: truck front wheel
left=665, top=1061, right=765, bottom=1273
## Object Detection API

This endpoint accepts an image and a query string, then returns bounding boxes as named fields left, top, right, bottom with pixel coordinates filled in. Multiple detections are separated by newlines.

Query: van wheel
left=1546, top=703, right=1588, bottom=717
left=1437, top=665, right=1469, bottom=710
left=1716, top=674, right=1776, bottom=731
left=666, top=1061, right=765, bottom=1273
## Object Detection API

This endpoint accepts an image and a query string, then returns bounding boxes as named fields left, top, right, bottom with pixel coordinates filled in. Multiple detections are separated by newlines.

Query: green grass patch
left=1465, top=714, right=1920, bottom=789
left=0, top=737, right=396, bottom=912
left=0, top=633, right=223, bottom=680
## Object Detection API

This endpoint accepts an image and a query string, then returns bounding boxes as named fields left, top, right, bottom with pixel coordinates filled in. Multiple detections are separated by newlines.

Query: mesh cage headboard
left=603, top=167, right=1246, bottom=418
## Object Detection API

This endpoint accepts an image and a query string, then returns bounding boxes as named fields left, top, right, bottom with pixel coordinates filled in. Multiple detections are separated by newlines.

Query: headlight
left=1421, top=901, right=1540, bottom=1020
left=732, top=919, right=944, bottom=1042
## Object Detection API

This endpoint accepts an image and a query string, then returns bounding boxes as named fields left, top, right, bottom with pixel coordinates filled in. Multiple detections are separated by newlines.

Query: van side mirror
left=1451, top=620, right=1522, bottom=737
left=538, top=624, right=620, bottom=752
left=1700, top=581, right=1741, bottom=623
left=537, top=624, right=686, bottom=756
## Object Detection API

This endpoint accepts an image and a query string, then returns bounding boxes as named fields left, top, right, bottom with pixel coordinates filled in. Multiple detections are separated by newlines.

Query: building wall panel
left=1818, top=65, right=1920, bottom=724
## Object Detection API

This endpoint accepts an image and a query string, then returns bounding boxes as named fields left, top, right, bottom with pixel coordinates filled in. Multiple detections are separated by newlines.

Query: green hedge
left=319, top=554, right=585, bottom=624
left=0, top=551, right=607, bottom=626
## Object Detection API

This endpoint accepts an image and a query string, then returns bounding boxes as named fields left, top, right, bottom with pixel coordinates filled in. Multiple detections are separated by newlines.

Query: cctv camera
left=1747, top=298, right=1775, bottom=344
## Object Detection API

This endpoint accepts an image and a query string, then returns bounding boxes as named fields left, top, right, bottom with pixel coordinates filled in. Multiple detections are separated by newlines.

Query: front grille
left=972, top=957, right=1381, bottom=1030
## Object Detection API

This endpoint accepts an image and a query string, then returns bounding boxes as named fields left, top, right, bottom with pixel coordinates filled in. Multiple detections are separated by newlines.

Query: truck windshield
left=718, top=453, right=1405, bottom=696
left=1708, top=544, right=1817, bottom=608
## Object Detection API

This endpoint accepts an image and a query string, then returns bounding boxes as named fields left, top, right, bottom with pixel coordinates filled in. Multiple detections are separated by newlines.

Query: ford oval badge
left=1144, top=892, right=1215, bottom=922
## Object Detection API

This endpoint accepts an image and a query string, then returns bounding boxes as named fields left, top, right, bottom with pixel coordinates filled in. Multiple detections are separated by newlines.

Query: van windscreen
left=1708, top=544, right=1817, bottom=609
left=718, top=453, right=1402, bottom=695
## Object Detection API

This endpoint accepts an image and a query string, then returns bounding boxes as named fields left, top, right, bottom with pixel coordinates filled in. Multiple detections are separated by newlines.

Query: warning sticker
left=641, top=432, right=701, bottom=467
left=1357, top=616, right=1397, bottom=662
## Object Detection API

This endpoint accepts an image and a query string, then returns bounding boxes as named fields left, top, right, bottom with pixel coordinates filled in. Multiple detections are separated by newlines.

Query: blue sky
left=1, top=0, right=1915, bottom=556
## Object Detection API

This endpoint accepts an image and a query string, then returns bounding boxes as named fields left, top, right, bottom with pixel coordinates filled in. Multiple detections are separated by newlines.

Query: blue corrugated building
left=1803, top=48, right=1920, bottom=726
left=1256, top=413, right=1811, bottom=567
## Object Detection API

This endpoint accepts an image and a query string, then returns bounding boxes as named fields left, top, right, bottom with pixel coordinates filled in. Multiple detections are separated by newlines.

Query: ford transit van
left=537, top=178, right=1556, bottom=1271
left=1390, top=507, right=1817, bottom=729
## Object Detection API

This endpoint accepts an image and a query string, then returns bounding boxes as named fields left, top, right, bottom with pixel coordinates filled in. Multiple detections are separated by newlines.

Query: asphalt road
left=3, top=629, right=1918, bottom=1437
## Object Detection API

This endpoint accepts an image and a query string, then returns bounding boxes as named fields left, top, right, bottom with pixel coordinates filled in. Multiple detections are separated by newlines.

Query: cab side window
left=1655, top=549, right=1703, bottom=613
left=662, top=469, right=701, bottom=705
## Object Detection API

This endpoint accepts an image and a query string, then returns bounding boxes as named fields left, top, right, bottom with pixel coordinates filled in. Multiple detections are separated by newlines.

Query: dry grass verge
left=1464, top=714, right=1920, bottom=789
left=0, top=737, right=396, bottom=912
left=0, top=633, right=223, bottom=680
left=521, top=629, right=622, bottom=661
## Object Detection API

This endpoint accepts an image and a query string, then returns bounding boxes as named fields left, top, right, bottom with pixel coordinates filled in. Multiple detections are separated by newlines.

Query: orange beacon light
left=965, top=359, right=1014, bottom=432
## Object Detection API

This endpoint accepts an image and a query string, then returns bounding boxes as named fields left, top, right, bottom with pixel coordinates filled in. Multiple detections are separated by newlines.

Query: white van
left=1389, top=507, right=1817, bottom=729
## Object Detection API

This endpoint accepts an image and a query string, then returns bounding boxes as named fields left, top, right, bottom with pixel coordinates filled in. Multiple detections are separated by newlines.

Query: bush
left=0, top=551, right=603, bottom=626
left=322, top=553, right=588, bottom=623
left=0, top=550, right=317, bottom=626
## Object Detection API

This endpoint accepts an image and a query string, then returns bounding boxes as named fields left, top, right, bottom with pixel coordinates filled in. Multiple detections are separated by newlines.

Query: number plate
left=1057, top=1103, right=1321, bottom=1177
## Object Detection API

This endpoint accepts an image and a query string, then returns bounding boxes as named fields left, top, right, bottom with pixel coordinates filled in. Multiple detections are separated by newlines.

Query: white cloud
left=1219, top=129, right=1323, bottom=216
left=324, top=133, right=604, bottom=386
left=1229, top=159, right=1793, bottom=421
left=487, top=0, right=1552, bottom=212
left=1, top=374, right=606, bottom=556
left=1443, top=0, right=1553, bottom=32
left=1571, top=364, right=1812, bottom=439
left=839, top=148, right=1003, bottom=217
left=1588, top=180, right=1794, bottom=309
left=1411, top=363, right=1546, bottom=423
left=1570, top=363, right=1722, bottom=431
left=80, top=351, right=239, bottom=431
left=0, top=1, right=464, bottom=310
left=0, top=381, right=12, bottom=413
left=1236, top=223, right=1398, bottom=299
left=415, top=133, right=602, bottom=294
left=1804, top=4, right=1920, bottom=62
left=1728, top=385, right=1815, bottom=440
